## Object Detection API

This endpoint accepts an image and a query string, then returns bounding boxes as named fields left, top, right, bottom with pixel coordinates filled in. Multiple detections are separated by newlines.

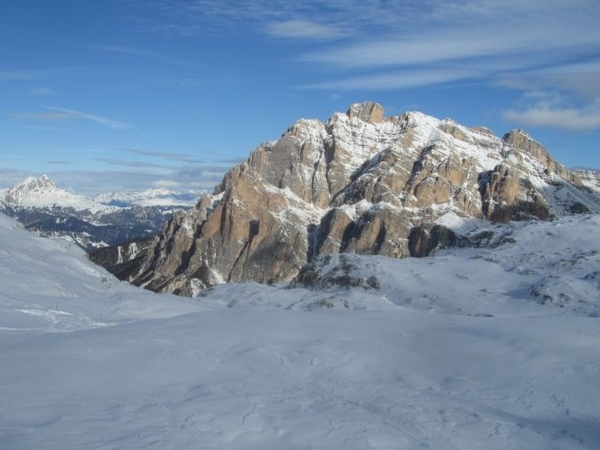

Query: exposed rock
left=346, top=102, right=384, bottom=123
left=89, top=238, right=154, bottom=280
left=292, top=254, right=382, bottom=291
left=408, top=224, right=457, bottom=257
left=471, top=126, right=495, bottom=136
left=94, top=103, right=600, bottom=295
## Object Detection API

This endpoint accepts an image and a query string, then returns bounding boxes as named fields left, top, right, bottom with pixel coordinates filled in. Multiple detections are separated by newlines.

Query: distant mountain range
left=90, top=102, right=600, bottom=296
left=0, top=175, right=204, bottom=250
left=93, top=188, right=202, bottom=208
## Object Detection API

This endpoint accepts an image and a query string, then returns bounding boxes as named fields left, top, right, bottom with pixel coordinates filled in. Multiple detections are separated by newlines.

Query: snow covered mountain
left=1, top=209, right=599, bottom=449
left=0, top=175, right=201, bottom=250
left=94, top=102, right=600, bottom=295
left=94, top=188, right=202, bottom=207
left=2, top=174, right=102, bottom=211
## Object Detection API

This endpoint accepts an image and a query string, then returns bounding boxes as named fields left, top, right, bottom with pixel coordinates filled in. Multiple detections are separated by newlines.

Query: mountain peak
left=2, top=175, right=106, bottom=212
left=5, top=174, right=57, bottom=204
left=96, top=103, right=600, bottom=296
left=346, top=102, right=384, bottom=123
left=22, top=174, right=56, bottom=191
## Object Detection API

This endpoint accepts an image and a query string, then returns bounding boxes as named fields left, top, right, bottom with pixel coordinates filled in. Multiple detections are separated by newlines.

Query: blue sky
left=1, top=0, right=599, bottom=195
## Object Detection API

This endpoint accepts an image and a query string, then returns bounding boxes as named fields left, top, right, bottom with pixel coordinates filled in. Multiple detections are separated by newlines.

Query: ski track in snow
left=1, top=212, right=600, bottom=449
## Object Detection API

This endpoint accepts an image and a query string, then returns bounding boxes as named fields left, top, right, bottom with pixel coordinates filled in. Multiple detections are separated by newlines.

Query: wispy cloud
left=503, top=92, right=600, bottom=132
left=0, top=67, right=84, bottom=81
left=265, top=20, right=345, bottom=40
left=90, top=45, right=194, bottom=67
left=497, top=60, right=600, bottom=99
left=30, top=87, right=57, bottom=96
left=12, top=106, right=132, bottom=130
left=44, top=169, right=204, bottom=196
left=297, top=2, right=599, bottom=73
left=128, top=0, right=600, bottom=135
left=48, top=163, right=228, bottom=196
left=303, top=67, right=477, bottom=91
left=503, top=107, right=600, bottom=132
left=130, top=0, right=405, bottom=37
left=498, top=60, right=600, bottom=131
left=93, top=45, right=159, bottom=57
left=121, top=148, right=203, bottom=164
left=11, top=111, right=74, bottom=121
left=159, top=77, right=209, bottom=88
left=0, top=70, right=36, bottom=81
left=0, top=169, right=33, bottom=190
left=157, top=71, right=243, bottom=88
left=94, top=158, right=167, bottom=168
left=141, top=1, right=599, bottom=84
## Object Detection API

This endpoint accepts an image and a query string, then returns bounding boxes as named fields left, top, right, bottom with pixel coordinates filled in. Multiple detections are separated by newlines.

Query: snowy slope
left=0, top=213, right=205, bottom=332
left=284, top=213, right=600, bottom=317
left=1, top=212, right=600, bottom=449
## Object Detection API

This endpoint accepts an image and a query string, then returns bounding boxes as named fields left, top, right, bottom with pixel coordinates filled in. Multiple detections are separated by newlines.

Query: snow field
left=2, top=310, right=599, bottom=449
left=1, top=212, right=600, bottom=449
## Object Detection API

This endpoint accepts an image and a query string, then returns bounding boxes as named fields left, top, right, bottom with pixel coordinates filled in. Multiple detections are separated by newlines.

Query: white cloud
left=265, top=20, right=344, bottom=40
left=503, top=92, right=600, bottom=131
left=45, top=166, right=224, bottom=197
left=299, top=5, right=599, bottom=70
left=30, top=87, right=57, bottom=96
left=152, top=179, right=181, bottom=188
left=498, top=61, right=600, bottom=99
left=0, top=67, right=84, bottom=81
left=124, top=0, right=600, bottom=137
left=120, top=148, right=200, bottom=163
left=0, top=70, right=35, bottom=81
left=91, top=45, right=194, bottom=67
left=11, top=106, right=131, bottom=130
left=503, top=106, right=600, bottom=132
left=42, top=106, right=132, bottom=130
left=303, top=67, right=476, bottom=91
left=301, top=32, right=515, bottom=68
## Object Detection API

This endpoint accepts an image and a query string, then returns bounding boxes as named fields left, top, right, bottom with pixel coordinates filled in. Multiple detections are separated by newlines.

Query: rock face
left=101, top=103, right=600, bottom=296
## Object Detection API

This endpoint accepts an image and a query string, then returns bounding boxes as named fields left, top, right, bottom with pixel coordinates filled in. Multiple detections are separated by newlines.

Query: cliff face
left=98, top=102, right=600, bottom=296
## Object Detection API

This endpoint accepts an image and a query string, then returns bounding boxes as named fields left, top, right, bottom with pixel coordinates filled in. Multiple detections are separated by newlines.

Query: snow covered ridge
left=0, top=175, right=204, bottom=250
left=1, top=211, right=600, bottom=449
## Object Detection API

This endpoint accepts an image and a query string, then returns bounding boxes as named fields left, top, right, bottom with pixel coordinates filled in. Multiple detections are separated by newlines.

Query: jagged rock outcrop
left=98, top=103, right=600, bottom=295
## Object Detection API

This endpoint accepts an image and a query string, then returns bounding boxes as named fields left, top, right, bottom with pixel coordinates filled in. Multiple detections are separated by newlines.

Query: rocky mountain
left=92, top=102, right=600, bottom=296
left=0, top=175, right=198, bottom=250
